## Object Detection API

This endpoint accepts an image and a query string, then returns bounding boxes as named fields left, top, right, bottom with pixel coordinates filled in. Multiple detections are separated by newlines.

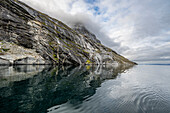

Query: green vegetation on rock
left=0, top=0, right=137, bottom=66
left=86, top=60, right=92, bottom=64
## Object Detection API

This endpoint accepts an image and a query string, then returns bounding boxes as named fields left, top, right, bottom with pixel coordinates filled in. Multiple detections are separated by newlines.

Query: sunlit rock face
left=0, top=0, right=136, bottom=66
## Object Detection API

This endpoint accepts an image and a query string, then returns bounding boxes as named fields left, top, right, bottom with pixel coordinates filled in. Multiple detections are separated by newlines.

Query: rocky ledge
left=0, top=0, right=137, bottom=66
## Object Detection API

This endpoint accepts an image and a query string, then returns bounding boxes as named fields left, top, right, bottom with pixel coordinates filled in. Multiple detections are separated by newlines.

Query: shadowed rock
left=0, top=0, right=137, bottom=66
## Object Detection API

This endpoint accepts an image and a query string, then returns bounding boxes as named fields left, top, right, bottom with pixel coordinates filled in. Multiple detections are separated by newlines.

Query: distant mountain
left=0, top=0, right=136, bottom=66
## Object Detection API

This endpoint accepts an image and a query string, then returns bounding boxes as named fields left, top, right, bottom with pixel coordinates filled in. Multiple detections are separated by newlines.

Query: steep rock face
left=73, top=23, right=101, bottom=44
left=0, top=0, right=136, bottom=66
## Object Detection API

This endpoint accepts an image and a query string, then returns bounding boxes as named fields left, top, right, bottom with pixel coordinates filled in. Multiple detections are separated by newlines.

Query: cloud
left=131, top=0, right=170, bottom=39
left=22, top=0, right=121, bottom=48
left=21, top=0, right=170, bottom=62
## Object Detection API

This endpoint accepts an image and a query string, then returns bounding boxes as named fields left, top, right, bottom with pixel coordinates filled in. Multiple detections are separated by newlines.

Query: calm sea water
left=0, top=65, right=170, bottom=113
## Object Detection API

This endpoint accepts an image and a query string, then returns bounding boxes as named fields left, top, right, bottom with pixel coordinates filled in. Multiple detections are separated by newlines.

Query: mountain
left=0, top=0, right=136, bottom=66
left=73, top=23, right=101, bottom=44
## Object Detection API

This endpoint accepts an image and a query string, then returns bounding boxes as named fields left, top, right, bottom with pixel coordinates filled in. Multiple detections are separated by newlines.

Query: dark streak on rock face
left=0, top=0, right=137, bottom=66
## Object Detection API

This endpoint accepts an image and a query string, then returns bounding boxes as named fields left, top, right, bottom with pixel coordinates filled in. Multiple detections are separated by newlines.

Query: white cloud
left=21, top=0, right=170, bottom=62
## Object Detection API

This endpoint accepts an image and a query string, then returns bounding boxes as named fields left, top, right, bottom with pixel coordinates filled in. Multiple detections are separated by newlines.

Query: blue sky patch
left=84, top=0, right=97, bottom=4
left=93, top=6, right=99, bottom=11
left=93, top=6, right=101, bottom=15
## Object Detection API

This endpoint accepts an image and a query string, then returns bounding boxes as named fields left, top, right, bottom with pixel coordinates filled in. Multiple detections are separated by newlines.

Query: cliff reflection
left=0, top=65, right=133, bottom=113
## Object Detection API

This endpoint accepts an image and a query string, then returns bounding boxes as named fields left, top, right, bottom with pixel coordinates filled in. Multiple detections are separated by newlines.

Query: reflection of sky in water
left=49, top=65, right=170, bottom=113
left=0, top=65, right=170, bottom=113
left=136, top=60, right=170, bottom=65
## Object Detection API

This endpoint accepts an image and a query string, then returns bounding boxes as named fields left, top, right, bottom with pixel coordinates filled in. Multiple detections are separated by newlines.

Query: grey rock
left=0, top=0, right=137, bottom=66
left=14, top=57, right=46, bottom=65
left=73, top=23, right=101, bottom=44
left=14, top=57, right=36, bottom=65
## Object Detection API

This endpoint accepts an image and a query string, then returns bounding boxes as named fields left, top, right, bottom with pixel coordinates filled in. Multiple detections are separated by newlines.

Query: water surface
left=0, top=65, right=170, bottom=113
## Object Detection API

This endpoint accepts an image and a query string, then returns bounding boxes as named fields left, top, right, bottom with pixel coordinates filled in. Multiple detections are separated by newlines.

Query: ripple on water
left=46, top=65, right=170, bottom=113
left=48, top=80, right=170, bottom=113
left=132, top=85, right=170, bottom=113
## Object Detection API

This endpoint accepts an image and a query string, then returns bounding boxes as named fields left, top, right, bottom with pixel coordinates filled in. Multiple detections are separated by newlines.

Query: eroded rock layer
left=0, top=0, right=136, bottom=66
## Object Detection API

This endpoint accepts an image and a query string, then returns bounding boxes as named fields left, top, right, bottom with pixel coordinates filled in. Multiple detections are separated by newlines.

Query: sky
left=21, top=0, right=170, bottom=62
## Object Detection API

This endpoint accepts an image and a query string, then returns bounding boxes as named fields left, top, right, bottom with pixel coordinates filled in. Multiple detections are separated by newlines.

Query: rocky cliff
left=0, top=0, right=136, bottom=66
